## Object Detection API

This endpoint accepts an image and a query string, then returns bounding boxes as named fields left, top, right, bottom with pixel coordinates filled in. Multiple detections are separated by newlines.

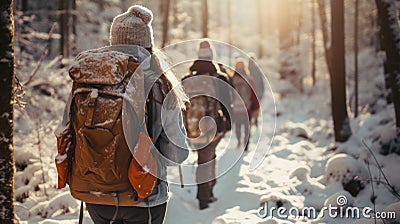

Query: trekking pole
left=179, top=165, right=184, bottom=188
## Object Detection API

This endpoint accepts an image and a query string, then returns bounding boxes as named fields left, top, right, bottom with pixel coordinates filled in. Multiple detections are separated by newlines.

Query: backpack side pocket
left=55, top=123, right=73, bottom=189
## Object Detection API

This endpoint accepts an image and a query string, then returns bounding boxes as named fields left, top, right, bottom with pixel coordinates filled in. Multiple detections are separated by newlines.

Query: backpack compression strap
left=84, top=89, right=98, bottom=128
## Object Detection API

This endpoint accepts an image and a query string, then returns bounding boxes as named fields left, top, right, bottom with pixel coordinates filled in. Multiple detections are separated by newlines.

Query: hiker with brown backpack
left=231, top=58, right=259, bottom=151
left=55, top=5, right=189, bottom=224
left=182, top=40, right=232, bottom=210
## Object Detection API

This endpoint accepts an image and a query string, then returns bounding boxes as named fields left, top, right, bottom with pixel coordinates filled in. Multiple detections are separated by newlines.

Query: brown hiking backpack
left=55, top=48, right=158, bottom=204
left=182, top=72, right=221, bottom=146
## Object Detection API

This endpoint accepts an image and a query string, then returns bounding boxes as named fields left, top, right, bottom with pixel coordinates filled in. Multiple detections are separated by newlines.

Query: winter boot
left=199, top=200, right=209, bottom=210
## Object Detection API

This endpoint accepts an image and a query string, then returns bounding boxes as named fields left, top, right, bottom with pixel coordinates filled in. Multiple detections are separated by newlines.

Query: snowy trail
left=164, top=137, right=267, bottom=224
left=164, top=69, right=280, bottom=223
left=165, top=149, right=247, bottom=224
left=164, top=59, right=334, bottom=223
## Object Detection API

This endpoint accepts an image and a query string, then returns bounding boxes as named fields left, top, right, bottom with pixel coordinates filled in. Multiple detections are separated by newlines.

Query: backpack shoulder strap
left=145, top=75, right=171, bottom=138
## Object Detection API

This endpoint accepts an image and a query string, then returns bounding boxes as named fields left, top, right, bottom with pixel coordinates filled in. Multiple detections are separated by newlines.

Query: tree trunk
left=375, top=0, right=400, bottom=128
left=375, top=0, right=393, bottom=104
left=161, top=0, right=170, bottom=48
left=279, top=0, right=303, bottom=91
left=172, top=0, right=179, bottom=29
left=202, top=0, right=208, bottom=38
left=296, top=0, right=303, bottom=46
left=278, top=0, right=293, bottom=51
left=354, top=0, right=359, bottom=117
left=159, top=0, right=164, bottom=14
left=59, top=0, right=70, bottom=57
left=21, top=0, right=28, bottom=11
left=59, top=0, right=64, bottom=56
left=330, top=0, right=352, bottom=142
left=311, top=0, right=316, bottom=86
left=71, top=0, right=77, bottom=55
left=317, top=0, right=333, bottom=75
left=93, top=0, right=106, bottom=10
left=227, top=0, right=232, bottom=66
left=378, top=21, right=393, bottom=104
left=0, top=0, right=16, bottom=222
left=257, top=0, right=263, bottom=58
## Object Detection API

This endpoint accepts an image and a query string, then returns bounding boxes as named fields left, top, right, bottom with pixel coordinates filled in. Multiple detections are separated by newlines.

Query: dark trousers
left=86, top=203, right=167, bottom=224
left=234, top=114, right=250, bottom=148
left=195, top=138, right=220, bottom=202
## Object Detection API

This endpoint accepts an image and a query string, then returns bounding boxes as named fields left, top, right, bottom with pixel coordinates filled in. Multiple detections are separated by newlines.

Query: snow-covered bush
left=280, top=122, right=310, bottom=140
left=380, top=130, right=400, bottom=155
left=289, top=165, right=311, bottom=182
left=14, top=163, right=44, bottom=203
left=289, top=165, right=326, bottom=209
left=29, top=191, right=79, bottom=218
left=325, top=154, right=368, bottom=196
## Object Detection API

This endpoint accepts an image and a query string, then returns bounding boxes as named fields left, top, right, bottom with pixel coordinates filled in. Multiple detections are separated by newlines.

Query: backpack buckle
left=88, top=99, right=96, bottom=107
left=88, top=89, right=98, bottom=107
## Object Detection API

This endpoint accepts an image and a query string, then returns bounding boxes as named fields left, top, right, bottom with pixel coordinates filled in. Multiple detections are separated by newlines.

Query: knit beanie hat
left=198, top=40, right=214, bottom=60
left=235, top=57, right=246, bottom=70
left=234, top=58, right=249, bottom=76
left=110, top=5, right=154, bottom=48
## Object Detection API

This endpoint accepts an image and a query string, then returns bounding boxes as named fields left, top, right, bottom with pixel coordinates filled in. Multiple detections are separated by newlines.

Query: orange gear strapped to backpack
left=55, top=123, right=73, bottom=189
left=128, top=132, right=158, bottom=199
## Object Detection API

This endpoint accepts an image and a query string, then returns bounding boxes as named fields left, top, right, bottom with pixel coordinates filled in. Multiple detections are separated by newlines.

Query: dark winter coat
left=231, top=70, right=259, bottom=115
left=189, top=60, right=233, bottom=133
left=189, top=60, right=217, bottom=75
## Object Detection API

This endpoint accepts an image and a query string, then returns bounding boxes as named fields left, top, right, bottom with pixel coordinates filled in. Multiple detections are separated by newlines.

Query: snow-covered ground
left=13, top=46, right=400, bottom=224
left=164, top=49, right=400, bottom=224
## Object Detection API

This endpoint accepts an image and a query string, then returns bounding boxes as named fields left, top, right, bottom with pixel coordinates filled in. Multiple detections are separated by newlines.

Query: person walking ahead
left=183, top=40, right=231, bottom=210
left=55, top=5, right=189, bottom=224
left=231, top=59, right=259, bottom=151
